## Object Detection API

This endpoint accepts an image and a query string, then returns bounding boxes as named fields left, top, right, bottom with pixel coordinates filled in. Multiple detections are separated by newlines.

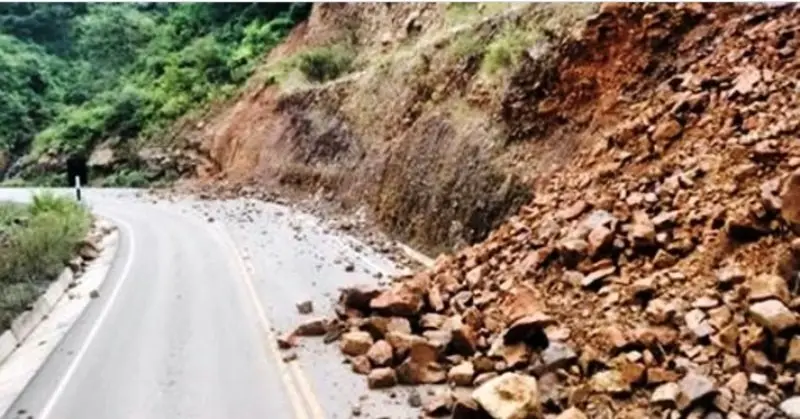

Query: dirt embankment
left=174, top=3, right=599, bottom=255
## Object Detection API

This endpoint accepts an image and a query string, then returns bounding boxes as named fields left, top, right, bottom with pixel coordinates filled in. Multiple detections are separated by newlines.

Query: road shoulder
left=0, top=220, right=119, bottom=417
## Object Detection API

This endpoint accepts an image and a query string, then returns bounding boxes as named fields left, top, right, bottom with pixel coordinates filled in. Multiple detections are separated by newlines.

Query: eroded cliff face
left=173, top=3, right=599, bottom=254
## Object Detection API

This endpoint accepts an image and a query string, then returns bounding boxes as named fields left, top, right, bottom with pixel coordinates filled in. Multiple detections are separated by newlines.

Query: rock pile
left=292, top=3, right=800, bottom=418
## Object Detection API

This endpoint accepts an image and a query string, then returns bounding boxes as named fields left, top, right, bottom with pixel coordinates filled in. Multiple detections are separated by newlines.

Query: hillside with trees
left=0, top=3, right=309, bottom=185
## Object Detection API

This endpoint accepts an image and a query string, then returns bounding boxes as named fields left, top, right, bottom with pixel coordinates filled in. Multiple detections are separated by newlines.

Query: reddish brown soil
left=285, top=3, right=800, bottom=418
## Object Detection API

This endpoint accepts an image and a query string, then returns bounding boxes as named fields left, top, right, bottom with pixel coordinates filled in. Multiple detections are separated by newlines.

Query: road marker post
left=75, top=175, right=81, bottom=202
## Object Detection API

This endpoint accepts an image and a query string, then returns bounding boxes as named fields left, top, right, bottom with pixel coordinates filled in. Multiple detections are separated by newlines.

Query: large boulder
left=340, top=331, right=374, bottom=356
left=370, top=283, right=424, bottom=316
left=340, top=285, right=382, bottom=311
left=366, top=340, right=393, bottom=366
left=472, top=373, right=541, bottom=419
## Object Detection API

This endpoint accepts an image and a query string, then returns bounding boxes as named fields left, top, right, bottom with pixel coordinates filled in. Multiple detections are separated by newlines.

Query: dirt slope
left=279, top=3, right=800, bottom=419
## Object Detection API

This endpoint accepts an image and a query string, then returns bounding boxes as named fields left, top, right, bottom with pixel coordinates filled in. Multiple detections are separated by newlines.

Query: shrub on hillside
left=296, top=45, right=355, bottom=83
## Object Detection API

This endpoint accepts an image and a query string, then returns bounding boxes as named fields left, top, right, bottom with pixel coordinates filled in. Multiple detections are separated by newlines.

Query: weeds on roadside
left=0, top=193, right=91, bottom=330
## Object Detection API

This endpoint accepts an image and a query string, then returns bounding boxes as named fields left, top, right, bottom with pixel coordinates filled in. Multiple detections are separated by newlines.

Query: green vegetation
left=445, top=3, right=516, bottom=27
left=481, top=24, right=541, bottom=75
left=0, top=3, right=310, bottom=181
left=97, top=169, right=149, bottom=188
left=264, top=43, right=356, bottom=89
left=296, top=45, right=355, bottom=83
left=0, top=193, right=91, bottom=329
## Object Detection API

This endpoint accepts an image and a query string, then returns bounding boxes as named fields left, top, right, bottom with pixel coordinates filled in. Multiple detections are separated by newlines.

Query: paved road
left=0, top=188, right=416, bottom=419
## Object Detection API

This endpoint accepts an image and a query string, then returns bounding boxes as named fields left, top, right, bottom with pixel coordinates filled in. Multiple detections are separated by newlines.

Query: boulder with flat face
left=367, top=367, right=397, bottom=389
left=749, top=299, right=797, bottom=333
left=366, top=340, right=393, bottom=366
left=472, top=373, right=541, bottom=419
left=340, top=331, right=374, bottom=356
left=370, top=283, right=424, bottom=316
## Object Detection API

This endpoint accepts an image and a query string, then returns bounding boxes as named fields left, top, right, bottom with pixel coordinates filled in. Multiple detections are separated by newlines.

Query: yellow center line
left=213, top=223, right=325, bottom=419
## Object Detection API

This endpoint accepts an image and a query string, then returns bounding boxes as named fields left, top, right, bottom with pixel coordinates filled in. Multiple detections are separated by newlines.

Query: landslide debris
left=293, top=3, right=800, bottom=418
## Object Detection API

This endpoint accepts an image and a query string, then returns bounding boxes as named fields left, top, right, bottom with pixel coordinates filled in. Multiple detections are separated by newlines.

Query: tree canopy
left=0, top=3, right=310, bottom=170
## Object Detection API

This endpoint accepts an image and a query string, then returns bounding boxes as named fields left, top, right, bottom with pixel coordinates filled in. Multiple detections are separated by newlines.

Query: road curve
left=0, top=188, right=420, bottom=419
left=1, top=188, right=303, bottom=419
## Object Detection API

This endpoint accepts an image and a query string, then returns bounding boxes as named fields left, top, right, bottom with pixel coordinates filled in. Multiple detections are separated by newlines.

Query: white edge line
left=38, top=213, right=135, bottom=419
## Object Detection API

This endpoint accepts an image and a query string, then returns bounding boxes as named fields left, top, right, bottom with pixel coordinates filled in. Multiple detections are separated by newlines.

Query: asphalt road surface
left=0, top=188, right=418, bottom=419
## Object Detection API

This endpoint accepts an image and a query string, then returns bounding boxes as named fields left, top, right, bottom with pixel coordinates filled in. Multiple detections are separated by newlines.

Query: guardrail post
left=75, top=175, right=81, bottom=202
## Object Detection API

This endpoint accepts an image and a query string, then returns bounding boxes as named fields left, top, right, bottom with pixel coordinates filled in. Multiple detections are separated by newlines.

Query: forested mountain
left=0, top=3, right=309, bottom=183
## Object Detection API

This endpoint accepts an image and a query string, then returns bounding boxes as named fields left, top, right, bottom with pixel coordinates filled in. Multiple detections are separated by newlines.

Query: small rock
left=677, top=372, right=717, bottom=411
left=472, top=373, right=541, bottom=419
left=749, top=373, right=768, bottom=387
left=651, top=382, right=680, bottom=407
left=781, top=169, right=800, bottom=225
left=277, top=334, right=296, bottom=350
left=653, top=118, right=683, bottom=141
left=502, top=313, right=554, bottom=344
left=541, top=341, right=577, bottom=371
left=408, top=389, right=422, bottom=407
left=590, top=370, right=630, bottom=394
left=367, top=367, right=397, bottom=389
left=653, top=250, right=678, bottom=269
left=632, top=277, right=657, bottom=300
left=780, top=396, right=800, bottom=419
left=707, top=306, right=732, bottom=330
left=423, top=392, right=453, bottom=417
left=351, top=355, right=371, bottom=375
left=366, top=340, right=393, bottom=366
left=89, top=289, right=100, bottom=299
left=787, top=336, right=800, bottom=365
left=629, top=219, right=656, bottom=248
left=725, top=372, right=748, bottom=395
left=692, top=296, right=719, bottom=309
left=749, top=299, right=797, bottom=333
left=587, top=226, right=614, bottom=255
left=420, top=313, right=448, bottom=330
left=749, top=274, right=790, bottom=303
left=296, top=300, right=313, bottom=314
left=557, top=200, right=589, bottom=221
left=451, top=392, right=485, bottom=419
left=294, top=318, right=327, bottom=336
left=647, top=367, right=680, bottom=385
left=448, top=361, right=475, bottom=386
left=685, top=309, right=714, bottom=339
left=652, top=211, right=678, bottom=229
left=716, top=266, right=746, bottom=288
left=581, top=266, right=616, bottom=289
left=340, top=331, right=374, bottom=356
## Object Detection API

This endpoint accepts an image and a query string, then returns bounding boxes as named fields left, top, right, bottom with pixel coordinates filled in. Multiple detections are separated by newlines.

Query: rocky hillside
left=281, top=3, right=800, bottom=419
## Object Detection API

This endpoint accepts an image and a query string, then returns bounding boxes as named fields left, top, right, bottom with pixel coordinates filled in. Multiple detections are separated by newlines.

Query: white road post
left=75, top=175, right=81, bottom=202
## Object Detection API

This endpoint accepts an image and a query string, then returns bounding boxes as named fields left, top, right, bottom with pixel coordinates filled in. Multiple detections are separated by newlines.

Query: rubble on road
left=296, top=3, right=800, bottom=418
